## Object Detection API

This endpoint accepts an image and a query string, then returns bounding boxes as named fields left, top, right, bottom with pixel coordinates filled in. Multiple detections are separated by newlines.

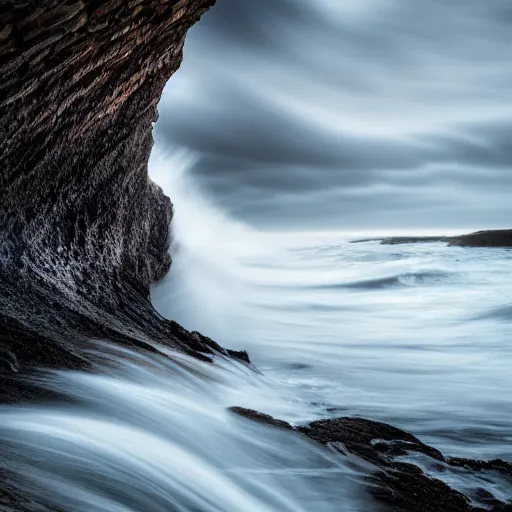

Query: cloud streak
left=155, top=0, right=512, bottom=230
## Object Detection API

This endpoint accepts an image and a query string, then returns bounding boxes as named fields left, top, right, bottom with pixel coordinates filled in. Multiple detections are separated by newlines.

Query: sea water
left=1, top=150, right=510, bottom=511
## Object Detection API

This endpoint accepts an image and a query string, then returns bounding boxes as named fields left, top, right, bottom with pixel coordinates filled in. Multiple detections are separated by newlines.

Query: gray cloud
left=154, top=0, right=512, bottom=230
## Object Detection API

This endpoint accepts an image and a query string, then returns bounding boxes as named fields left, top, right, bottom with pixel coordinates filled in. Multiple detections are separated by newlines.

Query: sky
left=155, top=0, right=512, bottom=231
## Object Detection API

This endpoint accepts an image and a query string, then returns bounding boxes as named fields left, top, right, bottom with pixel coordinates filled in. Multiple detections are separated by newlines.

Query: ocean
left=0, top=151, right=510, bottom=511
left=150, top=151, right=512, bottom=507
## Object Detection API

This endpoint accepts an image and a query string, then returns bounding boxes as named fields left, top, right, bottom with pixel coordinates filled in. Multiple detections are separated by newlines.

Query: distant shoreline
left=351, top=229, right=512, bottom=247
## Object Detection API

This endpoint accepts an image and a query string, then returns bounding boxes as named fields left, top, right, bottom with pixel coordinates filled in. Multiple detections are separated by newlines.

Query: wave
left=149, top=149, right=270, bottom=341
left=145, top=148, right=512, bottom=510
left=314, top=270, right=454, bottom=291
left=0, top=342, right=365, bottom=512
left=474, top=304, right=512, bottom=322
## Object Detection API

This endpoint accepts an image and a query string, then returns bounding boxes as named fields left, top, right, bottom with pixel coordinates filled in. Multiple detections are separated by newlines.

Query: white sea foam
left=0, top=343, right=366, bottom=511
left=150, top=148, right=512, bottom=466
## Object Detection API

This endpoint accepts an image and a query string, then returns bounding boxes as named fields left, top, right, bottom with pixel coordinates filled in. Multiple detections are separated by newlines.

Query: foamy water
left=0, top=342, right=369, bottom=511
left=1, top=150, right=510, bottom=511
left=151, top=150, right=512, bottom=499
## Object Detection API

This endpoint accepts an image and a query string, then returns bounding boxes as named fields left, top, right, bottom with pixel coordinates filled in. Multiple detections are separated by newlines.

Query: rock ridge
left=0, top=0, right=222, bottom=378
left=351, top=229, right=512, bottom=247
left=231, top=407, right=512, bottom=512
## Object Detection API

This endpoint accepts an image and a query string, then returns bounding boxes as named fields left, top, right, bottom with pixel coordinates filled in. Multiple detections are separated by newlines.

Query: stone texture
left=230, top=408, right=512, bottom=512
left=1, top=0, right=215, bottom=298
left=0, top=1, right=225, bottom=379
left=299, top=417, right=512, bottom=512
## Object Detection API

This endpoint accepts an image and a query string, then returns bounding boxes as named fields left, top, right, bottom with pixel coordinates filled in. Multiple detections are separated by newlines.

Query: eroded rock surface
left=0, top=3, right=236, bottom=507
left=0, top=0, right=222, bottom=378
left=232, top=408, right=512, bottom=512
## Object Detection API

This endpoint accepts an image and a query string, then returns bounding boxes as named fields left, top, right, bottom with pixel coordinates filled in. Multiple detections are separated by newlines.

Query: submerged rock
left=233, top=409, right=512, bottom=512
left=226, top=349, right=252, bottom=365
left=229, top=406, right=295, bottom=430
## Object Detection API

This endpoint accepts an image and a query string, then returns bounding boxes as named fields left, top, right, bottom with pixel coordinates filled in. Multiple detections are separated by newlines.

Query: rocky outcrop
left=449, top=229, right=512, bottom=247
left=0, top=0, right=229, bottom=380
left=231, top=408, right=512, bottom=512
left=0, top=0, right=215, bottom=295
left=300, top=417, right=512, bottom=512
left=352, top=230, right=512, bottom=247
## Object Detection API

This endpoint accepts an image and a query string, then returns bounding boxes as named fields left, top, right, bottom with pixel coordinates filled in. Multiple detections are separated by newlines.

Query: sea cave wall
left=0, top=0, right=227, bottom=380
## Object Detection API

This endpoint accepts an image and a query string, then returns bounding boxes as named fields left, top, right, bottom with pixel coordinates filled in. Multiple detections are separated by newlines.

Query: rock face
left=0, top=1, right=227, bottom=381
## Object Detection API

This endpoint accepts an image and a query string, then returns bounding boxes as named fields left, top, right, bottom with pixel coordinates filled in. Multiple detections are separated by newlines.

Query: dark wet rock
left=299, top=417, right=445, bottom=463
left=494, top=505, right=512, bottom=512
left=226, top=349, right=251, bottom=365
left=229, top=407, right=295, bottom=430
left=0, top=0, right=231, bottom=381
left=234, top=409, right=512, bottom=512
left=298, top=417, right=501, bottom=512
left=446, top=456, right=512, bottom=475
left=449, top=229, right=512, bottom=247
left=474, top=488, right=508, bottom=509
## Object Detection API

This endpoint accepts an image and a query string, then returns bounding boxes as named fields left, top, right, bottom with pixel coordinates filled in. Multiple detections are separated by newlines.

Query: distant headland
left=352, top=229, right=512, bottom=247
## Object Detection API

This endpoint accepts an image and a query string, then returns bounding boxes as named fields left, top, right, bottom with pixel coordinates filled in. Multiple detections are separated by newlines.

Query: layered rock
left=0, top=0, right=233, bottom=379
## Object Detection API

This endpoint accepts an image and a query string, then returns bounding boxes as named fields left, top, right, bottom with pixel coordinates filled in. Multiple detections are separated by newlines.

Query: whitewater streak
left=0, top=342, right=366, bottom=511
left=0, top=150, right=369, bottom=512
left=149, top=147, right=512, bottom=502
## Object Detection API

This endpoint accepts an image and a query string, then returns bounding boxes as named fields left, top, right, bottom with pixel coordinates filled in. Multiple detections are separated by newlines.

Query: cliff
left=0, top=0, right=246, bottom=389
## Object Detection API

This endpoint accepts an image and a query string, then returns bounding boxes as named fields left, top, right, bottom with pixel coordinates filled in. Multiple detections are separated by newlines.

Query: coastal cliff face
left=1, top=0, right=215, bottom=296
left=0, top=0, right=227, bottom=380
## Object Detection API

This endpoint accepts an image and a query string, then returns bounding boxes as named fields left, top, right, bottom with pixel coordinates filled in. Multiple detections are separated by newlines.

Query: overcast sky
left=155, top=0, right=512, bottom=230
